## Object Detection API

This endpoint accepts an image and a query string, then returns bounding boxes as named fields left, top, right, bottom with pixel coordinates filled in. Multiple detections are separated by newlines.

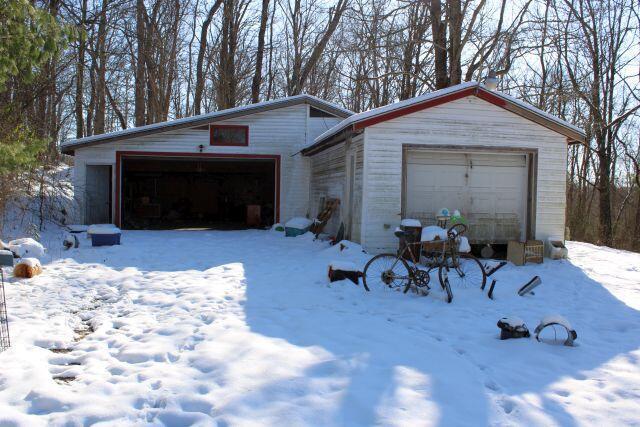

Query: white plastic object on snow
left=400, top=218, right=422, bottom=228
left=421, top=226, right=448, bottom=242
left=329, top=261, right=359, bottom=272
left=548, top=239, right=568, bottom=260
left=87, top=224, right=121, bottom=235
left=7, top=238, right=45, bottom=259
left=458, top=236, right=471, bottom=253
left=285, top=217, right=313, bottom=229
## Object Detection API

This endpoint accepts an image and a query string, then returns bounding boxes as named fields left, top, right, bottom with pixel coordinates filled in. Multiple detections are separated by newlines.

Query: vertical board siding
left=309, top=142, right=345, bottom=235
left=307, top=134, right=364, bottom=241
left=362, top=95, right=568, bottom=254
left=73, top=104, right=316, bottom=224
left=348, top=135, right=365, bottom=243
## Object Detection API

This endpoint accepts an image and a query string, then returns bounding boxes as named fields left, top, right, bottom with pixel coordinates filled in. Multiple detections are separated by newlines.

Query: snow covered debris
left=66, top=225, right=88, bottom=233
left=401, top=219, right=422, bottom=227
left=285, top=217, right=313, bottom=229
left=498, top=316, right=526, bottom=328
left=329, top=260, right=359, bottom=272
left=6, top=238, right=45, bottom=259
left=537, top=314, right=574, bottom=332
left=16, top=258, right=41, bottom=268
left=0, top=232, right=639, bottom=425
left=421, top=225, right=448, bottom=242
left=87, top=224, right=120, bottom=235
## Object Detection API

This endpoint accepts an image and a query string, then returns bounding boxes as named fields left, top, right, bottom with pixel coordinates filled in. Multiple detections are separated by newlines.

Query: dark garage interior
left=121, top=157, right=276, bottom=229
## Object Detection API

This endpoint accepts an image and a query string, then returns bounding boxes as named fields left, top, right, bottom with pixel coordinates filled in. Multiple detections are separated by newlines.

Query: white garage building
left=61, top=95, right=351, bottom=229
left=61, top=82, right=584, bottom=255
left=301, top=82, right=585, bottom=254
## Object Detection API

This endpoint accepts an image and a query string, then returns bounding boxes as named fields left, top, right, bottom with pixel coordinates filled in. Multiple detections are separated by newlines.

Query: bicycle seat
left=394, top=228, right=406, bottom=238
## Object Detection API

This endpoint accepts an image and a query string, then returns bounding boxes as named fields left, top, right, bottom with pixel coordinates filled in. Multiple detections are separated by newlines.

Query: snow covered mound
left=329, top=260, right=359, bottom=272
left=0, top=233, right=639, bottom=426
left=16, top=257, right=41, bottom=268
left=285, top=217, right=313, bottom=230
left=421, top=225, right=448, bottom=242
left=5, top=238, right=46, bottom=259
left=87, top=224, right=120, bottom=235
left=401, top=218, right=422, bottom=227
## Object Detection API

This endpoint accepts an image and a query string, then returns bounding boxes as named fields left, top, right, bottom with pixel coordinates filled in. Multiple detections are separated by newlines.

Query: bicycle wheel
left=362, top=254, right=411, bottom=292
left=438, top=254, right=486, bottom=289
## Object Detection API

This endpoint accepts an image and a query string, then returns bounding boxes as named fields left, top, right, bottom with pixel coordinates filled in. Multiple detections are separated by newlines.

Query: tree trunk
left=447, top=0, right=463, bottom=86
left=430, top=0, right=448, bottom=89
left=291, top=0, right=349, bottom=95
left=251, top=0, right=270, bottom=103
left=194, top=0, right=223, bottom=115
left=634, top=189, right=640, bottom=250
left=134, top=0, right=146, bottom=126
left=75, top=0, right=88, bottom=138
left=93, top=0, right=108, bottom=135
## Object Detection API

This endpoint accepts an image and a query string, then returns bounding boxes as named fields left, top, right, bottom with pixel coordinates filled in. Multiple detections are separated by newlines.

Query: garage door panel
left=405, top=150, right=527, bottom=243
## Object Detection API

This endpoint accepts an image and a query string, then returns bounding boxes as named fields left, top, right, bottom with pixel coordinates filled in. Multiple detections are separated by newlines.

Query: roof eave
left=60, top=95, right=352, bottom=154
left=301, top=127, right=355, bottom=156
left=306, top=85, right=586, bottom=154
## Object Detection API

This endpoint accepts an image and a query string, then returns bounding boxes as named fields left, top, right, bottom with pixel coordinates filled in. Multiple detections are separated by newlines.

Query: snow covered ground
left=0, top=230, right=639, bottom=426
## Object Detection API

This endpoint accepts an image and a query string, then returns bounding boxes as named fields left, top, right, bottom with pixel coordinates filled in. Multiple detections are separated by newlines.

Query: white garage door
left=405, top=150, right=528, bottom=243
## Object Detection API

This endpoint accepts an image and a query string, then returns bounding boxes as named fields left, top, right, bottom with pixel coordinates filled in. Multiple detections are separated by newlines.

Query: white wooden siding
left=307, top=134, right=364, bottom=240
left=72, top=104, right=314, bottom=224
left=347, top=135, right=364, bottom=242
left=362, top=95, right=568, bottom=254
left=308, top=142, right=345, bottom=235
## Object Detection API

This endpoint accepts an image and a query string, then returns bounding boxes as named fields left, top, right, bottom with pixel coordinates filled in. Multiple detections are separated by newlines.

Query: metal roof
left=61, top=94, right=353, bottom=154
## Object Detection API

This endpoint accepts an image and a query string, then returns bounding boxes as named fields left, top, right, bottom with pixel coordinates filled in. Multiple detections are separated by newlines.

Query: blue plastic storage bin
left=90, top=232, right=121, bottom=246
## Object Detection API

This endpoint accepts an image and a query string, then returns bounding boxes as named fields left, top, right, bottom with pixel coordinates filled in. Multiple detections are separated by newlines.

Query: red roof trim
left=353, top=87, right=476, bottom=130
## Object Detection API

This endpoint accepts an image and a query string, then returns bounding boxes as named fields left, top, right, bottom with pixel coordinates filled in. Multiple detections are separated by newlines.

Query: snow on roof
left=61, top=94, right=353, bottom=153
left=303, top=82, right=586, bottom=153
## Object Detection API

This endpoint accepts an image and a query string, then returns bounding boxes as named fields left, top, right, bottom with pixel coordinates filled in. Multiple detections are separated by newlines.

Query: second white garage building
left=301, top=82, right=585, bottom=254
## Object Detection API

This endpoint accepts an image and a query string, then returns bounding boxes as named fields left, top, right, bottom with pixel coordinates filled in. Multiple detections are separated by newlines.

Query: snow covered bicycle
left=423, top=223, right=486, bottom=291
left=362, top=223, right=486, bottom=303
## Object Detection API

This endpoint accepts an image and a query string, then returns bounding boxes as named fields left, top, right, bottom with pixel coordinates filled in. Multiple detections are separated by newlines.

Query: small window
left=210, top=125, right=249, bottom=146
left=309, top=107, right=337, bottom=118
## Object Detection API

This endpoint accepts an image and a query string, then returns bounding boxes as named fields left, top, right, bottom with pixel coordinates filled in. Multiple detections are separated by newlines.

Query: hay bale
left=14, top=258, right=42, bottom=278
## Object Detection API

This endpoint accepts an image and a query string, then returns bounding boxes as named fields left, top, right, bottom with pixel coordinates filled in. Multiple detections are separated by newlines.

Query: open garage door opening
left=121, top=156, right=277, bottom=230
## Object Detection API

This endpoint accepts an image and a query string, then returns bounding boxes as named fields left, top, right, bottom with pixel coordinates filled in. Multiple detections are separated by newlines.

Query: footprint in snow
left=484, top=380, right=501, bottom=392
left=500, top=398, right=517, bottom=414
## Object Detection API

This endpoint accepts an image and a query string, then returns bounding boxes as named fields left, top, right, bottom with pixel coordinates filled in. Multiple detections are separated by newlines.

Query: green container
left=285, top=226, right=310, bottom=237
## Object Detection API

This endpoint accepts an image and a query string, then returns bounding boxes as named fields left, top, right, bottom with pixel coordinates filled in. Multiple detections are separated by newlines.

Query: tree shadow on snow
left=238, top=243, right=640, bottom=426
left=58, top=231, right=640, bottom=425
